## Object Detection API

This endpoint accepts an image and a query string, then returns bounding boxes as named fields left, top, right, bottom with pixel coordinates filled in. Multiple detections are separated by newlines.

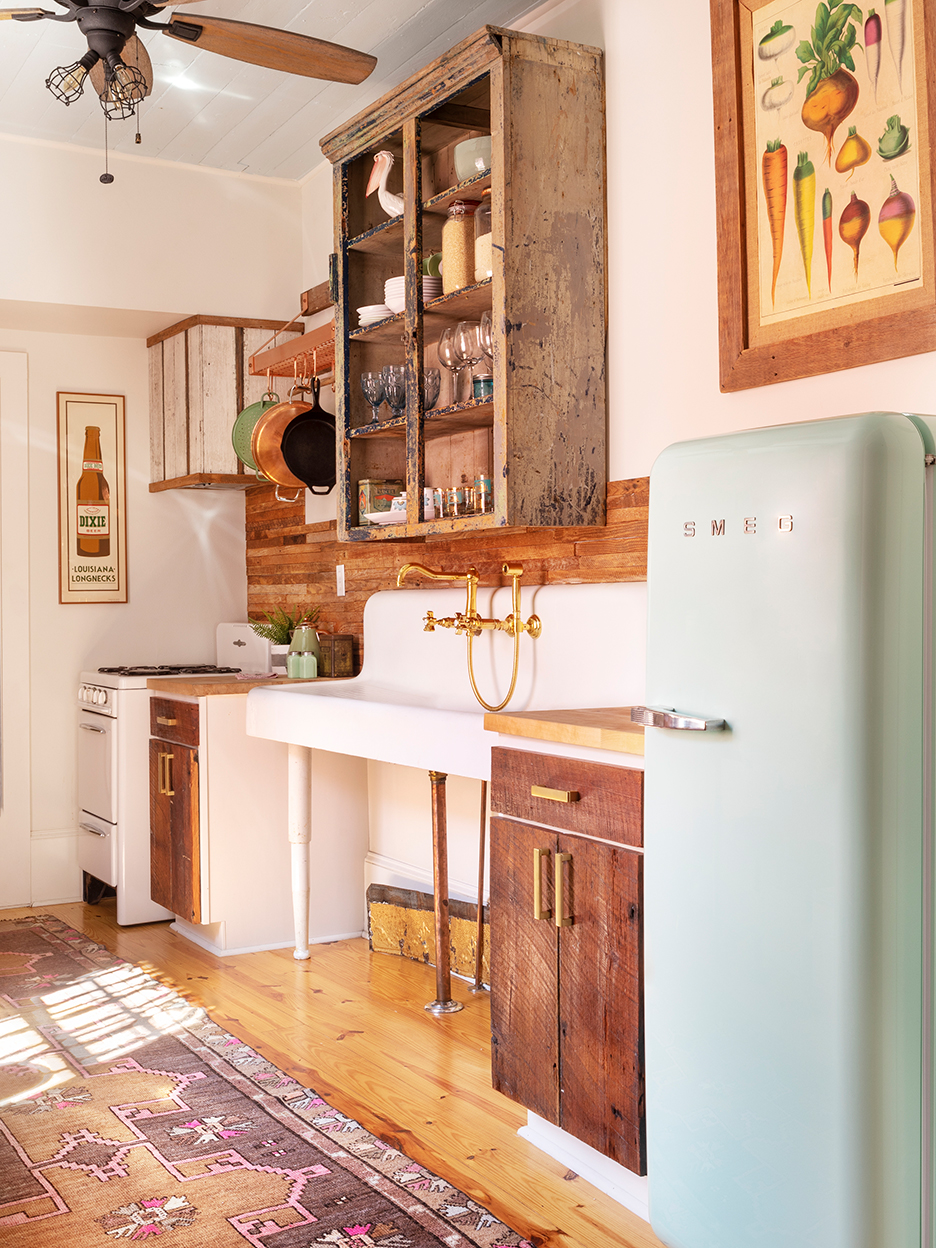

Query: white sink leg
left=288, top=744, right=312, bottom=960
left=426, top=770, right=463, bottom=1014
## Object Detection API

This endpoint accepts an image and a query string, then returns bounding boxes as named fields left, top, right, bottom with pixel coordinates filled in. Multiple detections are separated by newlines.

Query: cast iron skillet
left=281, top=378, right=336, bottom=495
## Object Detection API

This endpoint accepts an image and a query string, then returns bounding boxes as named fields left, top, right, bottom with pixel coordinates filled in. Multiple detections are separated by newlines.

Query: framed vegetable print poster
left=57, top=392, right=128, bottom=604
left=711, top=0, right=936, bottom=389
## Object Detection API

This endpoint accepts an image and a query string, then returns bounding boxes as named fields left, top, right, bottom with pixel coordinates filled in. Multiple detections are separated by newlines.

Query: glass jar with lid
left=442, top=200, right=478, bottom=294
left=474, top=188, right=493, bottom=282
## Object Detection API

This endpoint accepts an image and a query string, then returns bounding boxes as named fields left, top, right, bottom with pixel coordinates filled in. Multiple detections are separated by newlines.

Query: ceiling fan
left=0, top=0, right=376, bottom=123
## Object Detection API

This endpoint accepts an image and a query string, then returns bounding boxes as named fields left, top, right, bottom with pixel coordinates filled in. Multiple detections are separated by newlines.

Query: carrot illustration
left=822, top=188, right=833, bottom=291
left=885, top=0, right=907, bottom=94
left=865, top=10, right=882, bottom=102
left=762, top=138, right=788, bottom=306
left=793, top=151, right=815, bottom=297
left=839, top=192, right=870, bottom=278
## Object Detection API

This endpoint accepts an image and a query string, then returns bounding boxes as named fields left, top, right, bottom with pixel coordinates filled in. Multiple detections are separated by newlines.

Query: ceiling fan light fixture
left=99, top=60, right=146, bottom=119
left=45, top=50, right=99, bottom=105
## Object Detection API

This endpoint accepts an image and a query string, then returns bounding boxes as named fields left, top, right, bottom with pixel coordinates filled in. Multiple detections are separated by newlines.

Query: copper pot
left=250, top=396, right=311, bottom=488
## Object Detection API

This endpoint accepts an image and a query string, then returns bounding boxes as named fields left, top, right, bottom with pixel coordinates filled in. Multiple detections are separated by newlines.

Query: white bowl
left=357, top=303, right=392, bottom=313
left=363, top=511, right=405, bottom=526
left=454, top=136, right=492, bottom=181
left=385, top=297, right=406, bottom=314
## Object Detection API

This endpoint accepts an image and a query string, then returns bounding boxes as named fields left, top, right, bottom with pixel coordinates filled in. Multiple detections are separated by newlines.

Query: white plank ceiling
left=0, top=0, right=539, bottom=179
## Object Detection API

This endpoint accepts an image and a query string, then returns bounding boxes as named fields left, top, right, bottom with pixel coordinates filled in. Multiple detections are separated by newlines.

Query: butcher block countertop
left=483, top=706, right=645, bottom=755
left=146, top=674, right=350, bottom=697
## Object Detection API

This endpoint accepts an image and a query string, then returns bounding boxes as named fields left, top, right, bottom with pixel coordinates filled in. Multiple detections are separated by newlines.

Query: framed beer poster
left=57, top=392, right=127, bottom=604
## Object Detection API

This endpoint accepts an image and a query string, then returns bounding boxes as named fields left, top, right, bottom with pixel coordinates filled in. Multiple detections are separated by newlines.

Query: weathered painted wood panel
left=162, top=331, right=189, bottom=481
left=148, top=339, right=164, bottom=484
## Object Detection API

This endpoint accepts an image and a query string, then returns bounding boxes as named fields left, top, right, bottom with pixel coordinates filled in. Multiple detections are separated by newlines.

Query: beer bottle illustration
left=76, top=426, right=110, bottom=558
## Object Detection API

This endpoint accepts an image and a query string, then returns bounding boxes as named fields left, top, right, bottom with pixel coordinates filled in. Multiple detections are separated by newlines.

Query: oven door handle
left=79, top=822, right=109, bottom=838
left=79, top=722, right=107, bottom=734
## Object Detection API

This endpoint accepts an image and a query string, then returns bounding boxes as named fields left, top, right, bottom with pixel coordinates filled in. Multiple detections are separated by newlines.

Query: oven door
left=78, top=708, right=117, bottom=824
left=78, top=808, right=117, bottom=887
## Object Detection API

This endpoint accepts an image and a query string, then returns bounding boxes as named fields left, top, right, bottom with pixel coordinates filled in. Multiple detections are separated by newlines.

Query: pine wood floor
left=2, top=901, right=665, bottom=1248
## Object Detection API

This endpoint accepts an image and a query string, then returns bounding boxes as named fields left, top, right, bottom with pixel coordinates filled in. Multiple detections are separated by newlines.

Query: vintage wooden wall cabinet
left=320, top=25, right=608, bottom=541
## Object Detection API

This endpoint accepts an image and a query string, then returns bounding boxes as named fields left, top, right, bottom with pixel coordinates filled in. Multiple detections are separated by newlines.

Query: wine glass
left=360, top=372, right=385, bottom=424
left=453, top=322, right=483, bottom=394
left=423, top=368, right=441, bottom=410
left=382, top=364, right=406, bottom=420
left=479, top=310, right=494, bottom=366
left=437, top=327, right=461, bottom=404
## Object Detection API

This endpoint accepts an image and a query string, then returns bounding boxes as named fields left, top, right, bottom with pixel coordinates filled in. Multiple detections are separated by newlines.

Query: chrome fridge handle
left=631, top=706, right=727, bottom=732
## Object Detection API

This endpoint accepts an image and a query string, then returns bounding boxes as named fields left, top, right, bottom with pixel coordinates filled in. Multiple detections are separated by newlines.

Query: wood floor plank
left=0, top=901, right=665, bottom=1248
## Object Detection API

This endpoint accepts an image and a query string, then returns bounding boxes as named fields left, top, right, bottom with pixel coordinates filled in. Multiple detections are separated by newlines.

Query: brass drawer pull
left=533, top=847, right=551, bottom=920
left=531, top=784, right=580, bottom=804
left=555, top=852, right=572, bottom=927
left=159, top=751, right=175, bottom=796
left=156, top=716, right=177, bottom=726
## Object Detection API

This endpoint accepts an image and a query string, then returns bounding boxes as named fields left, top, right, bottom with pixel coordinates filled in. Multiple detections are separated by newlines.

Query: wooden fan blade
left=148, top=0, right=210, bottom=7
left=0, top=8, right=49, bottom=17
left=162, top=15, right=376, bottom=84
left=90, top=33, right=153, bottom=98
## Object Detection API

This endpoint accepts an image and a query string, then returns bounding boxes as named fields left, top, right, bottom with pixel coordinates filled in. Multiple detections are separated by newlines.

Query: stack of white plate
left=384, top=275, right=443, bottom=315
left=357, top=304, right=392, bottom=326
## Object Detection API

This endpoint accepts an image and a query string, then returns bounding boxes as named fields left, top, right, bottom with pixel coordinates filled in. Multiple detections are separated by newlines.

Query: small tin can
left=319, top=635, right=355, bottom=678
left=358, top=479, right=403, bottom=525
left=472, top=374, right=494, bottom=400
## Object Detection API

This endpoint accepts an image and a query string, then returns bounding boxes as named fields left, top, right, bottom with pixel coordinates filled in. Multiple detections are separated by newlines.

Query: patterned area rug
left=0, top=915, right=529, bottom=1248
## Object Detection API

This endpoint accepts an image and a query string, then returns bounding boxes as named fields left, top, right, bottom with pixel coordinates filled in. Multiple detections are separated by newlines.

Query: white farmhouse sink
left=247, top=581, right=647, bottom=779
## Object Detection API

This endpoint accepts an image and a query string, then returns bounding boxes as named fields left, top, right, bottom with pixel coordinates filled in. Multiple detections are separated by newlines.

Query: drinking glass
left=479, top=310, right=494, bottom=366
left=360, top=371, right=385, bottom=424
left=382, top=365, right=406, bottom=420
left=423, top=367, right=441, bottom=410
left=453, top=321, right=483, bottom=392
left=437, top=327, right=461, bottom=404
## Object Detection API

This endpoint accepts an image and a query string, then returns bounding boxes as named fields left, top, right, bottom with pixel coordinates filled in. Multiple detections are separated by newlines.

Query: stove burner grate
left=98, top=664, right=242, bottom=676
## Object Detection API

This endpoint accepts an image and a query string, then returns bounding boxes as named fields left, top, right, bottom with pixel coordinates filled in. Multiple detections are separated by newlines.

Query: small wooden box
left=319, top=634, right=354, bottom=678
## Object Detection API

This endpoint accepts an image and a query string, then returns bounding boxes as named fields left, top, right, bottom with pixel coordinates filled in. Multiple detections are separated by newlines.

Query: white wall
left=0, top=135, right=301, bottom=321
left=0, top=328, right=247, bottom=905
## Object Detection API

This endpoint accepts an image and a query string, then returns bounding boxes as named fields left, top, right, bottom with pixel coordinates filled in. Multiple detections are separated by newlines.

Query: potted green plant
left=249, top=606, right=321, bottom=672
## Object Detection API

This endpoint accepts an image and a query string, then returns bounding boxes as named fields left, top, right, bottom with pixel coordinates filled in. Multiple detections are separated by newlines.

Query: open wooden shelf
left=349, top=397, right=494, bottom=440
left=423, top=169, right=491, bottom=215
left=149, top=473, right=262, bottom=493
left=347, top=509, right=502, bottom=541
left=348, top=215, right=405, bottom=256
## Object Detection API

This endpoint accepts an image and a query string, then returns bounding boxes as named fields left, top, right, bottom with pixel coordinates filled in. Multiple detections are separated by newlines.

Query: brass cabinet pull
left=533, top=847, right=551, bottom=920
left=531, top=784, right=580, bottom=804
left=156, top=716, right=177, bottom=726
left=159, top=751, right=175, bottom=797
left=555, top=852, right=572, bottom=927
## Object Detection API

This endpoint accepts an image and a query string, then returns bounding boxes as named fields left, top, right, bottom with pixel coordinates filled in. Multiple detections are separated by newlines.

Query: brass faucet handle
left=423, top=611, right=436, bottom=632
left=502, top=562, right=523, bottom=577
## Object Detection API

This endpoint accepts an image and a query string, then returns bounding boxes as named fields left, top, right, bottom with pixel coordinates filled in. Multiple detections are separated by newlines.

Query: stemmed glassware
left=423, top=367, right=441, bottom=410
left=381, top=364, right=406, bottom=420
left=479, top=310, right=494, bottom=367
left=453, top=321, right=483, bottom=395
left=437, top=327, right=461, bottom=404
left=360, top=371, right=385, bottom=424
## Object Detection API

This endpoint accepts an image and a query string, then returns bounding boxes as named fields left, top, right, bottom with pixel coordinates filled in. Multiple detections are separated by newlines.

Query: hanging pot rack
left=249, top=308, right=336, bottom=383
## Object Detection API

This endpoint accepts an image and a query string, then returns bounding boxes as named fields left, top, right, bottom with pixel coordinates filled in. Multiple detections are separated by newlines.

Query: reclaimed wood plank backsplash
left=246, top=476, right=648, bottom=671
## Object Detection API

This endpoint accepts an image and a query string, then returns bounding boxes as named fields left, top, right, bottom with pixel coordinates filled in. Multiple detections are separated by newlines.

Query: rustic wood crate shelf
left=322, top=25, right=606, bottom=540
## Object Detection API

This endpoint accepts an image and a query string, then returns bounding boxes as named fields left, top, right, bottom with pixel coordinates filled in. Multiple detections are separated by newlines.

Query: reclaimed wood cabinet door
left=149, top=738, right=200, bottom=922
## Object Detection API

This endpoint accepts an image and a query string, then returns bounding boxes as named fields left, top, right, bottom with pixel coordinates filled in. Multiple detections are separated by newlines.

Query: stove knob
left=79, top=687, right=86, bottom=702
left=92, top=689, right=102, bottom=705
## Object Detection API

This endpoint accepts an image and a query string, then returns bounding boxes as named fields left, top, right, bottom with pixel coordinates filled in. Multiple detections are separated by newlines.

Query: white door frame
left=0, top=351, right=31, bottom=904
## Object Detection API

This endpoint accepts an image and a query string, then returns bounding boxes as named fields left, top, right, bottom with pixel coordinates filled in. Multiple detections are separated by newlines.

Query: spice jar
left=474, top=188, right=493, bottom=282
left=442, top=200, right=478, bottom=294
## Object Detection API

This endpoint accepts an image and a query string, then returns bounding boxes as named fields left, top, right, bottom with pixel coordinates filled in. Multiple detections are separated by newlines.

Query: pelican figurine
left=366, top=150, right=404, bottom=219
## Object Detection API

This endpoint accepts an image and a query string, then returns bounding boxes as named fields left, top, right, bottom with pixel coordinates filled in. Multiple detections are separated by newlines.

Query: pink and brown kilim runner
left=0, top=915, right=529, bottom=1248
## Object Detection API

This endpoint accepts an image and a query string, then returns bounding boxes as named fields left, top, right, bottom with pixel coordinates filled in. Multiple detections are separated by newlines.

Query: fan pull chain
left=100, top=113, right=114, bottom=184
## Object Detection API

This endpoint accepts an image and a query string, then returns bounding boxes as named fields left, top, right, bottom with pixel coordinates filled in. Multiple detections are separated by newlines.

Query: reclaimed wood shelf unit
left=320, top=25, right=607, bottom=541
left=147, top=314, right=301, bottom=492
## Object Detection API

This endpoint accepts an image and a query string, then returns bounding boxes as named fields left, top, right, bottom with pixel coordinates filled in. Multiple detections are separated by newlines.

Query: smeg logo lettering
left=682, top=515, right=793, bottom=537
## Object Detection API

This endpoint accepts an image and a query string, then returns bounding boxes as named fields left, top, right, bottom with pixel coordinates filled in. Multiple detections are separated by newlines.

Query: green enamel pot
left=231, top=392, right=280, bottom=472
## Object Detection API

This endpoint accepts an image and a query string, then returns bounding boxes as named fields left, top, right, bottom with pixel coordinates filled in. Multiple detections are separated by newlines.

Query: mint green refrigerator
left=640, top=413, right=935, bottom=1248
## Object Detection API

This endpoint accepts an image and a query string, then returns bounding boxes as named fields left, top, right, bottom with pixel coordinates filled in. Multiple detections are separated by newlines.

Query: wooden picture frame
left=57, top=392, right=128, bottom=604
left=712, top=0, right=936, bottom=390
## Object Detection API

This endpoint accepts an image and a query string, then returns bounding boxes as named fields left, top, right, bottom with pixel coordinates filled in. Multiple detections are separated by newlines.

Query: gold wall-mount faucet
left=396, top=562, right=541, bottom=711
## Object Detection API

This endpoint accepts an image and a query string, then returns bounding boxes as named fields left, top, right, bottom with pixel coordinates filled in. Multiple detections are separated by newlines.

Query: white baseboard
left=169, top=918, right=365, bottom=957
left=519, top=1113, right=650, bottom=1223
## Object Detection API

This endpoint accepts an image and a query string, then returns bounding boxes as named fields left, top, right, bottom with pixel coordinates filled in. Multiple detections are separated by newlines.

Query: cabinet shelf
left=350, top=397, right=494, bottom=440
left=324, top=26, right=607, bottom=540
left=423, top=169, right=491, bottom=215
